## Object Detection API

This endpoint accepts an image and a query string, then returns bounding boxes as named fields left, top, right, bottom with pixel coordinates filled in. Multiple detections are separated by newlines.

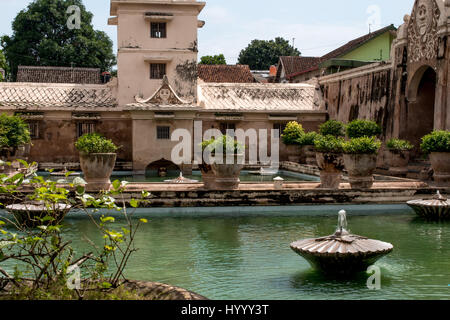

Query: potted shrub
left=318, top=120, right=346, bottom=138
left=296, top=132, right=319, bottom=166
left=281, top=121, right=304, bottom=162
left=346, top=119, right=382, bottom=139
left=0, top=113, right=31, bottom=175
left=207, top=135, right=245, bottom=190
left=314, top=134, right=345, bottom=189
left=343, top=137, right=382, bottom=189
left=199, top=138, right=216, bottom=190
left=386, top=138, right=413, bottom=177
left=420, top=130, right=450, bottom=186
left=75, top=133, right=118, bottom=191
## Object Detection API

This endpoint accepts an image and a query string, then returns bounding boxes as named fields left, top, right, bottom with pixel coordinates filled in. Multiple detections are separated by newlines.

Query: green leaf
left=100, top=216, right=115, bottom=223
left=130, top=199, right=139, bottom=208
left=112, top=180, right=121, bottom=190
left=102, top=282, right=113, bottom=289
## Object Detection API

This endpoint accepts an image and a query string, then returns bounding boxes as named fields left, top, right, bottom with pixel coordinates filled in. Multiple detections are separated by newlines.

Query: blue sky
left=1, top=0, right=415, bottom=64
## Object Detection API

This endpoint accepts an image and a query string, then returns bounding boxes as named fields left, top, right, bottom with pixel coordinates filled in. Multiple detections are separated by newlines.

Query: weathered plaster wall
left=115, top=2, right=202, bottom=106
left=26, top=112, right=132, bottom=163
left=319, top=63, right=394, bottom=136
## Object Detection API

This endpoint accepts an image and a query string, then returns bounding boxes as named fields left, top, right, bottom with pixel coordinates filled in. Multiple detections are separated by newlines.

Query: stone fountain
left=5, top=202, right=72, bottom=228
left=50, top=166, right=80, bottom=177
left=407, top=191, right=450, bottom=220
left=290, top=210, right=393, bottom=276
left=164, top=172, right=198, bottom=184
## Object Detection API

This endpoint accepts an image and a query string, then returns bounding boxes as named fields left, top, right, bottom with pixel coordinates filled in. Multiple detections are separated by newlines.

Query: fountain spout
left=337, top=210, right=348, bottom=234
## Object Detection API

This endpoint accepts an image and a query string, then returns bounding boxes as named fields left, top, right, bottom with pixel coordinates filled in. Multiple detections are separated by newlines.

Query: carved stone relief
left=408, top=0, right=441, bottom=63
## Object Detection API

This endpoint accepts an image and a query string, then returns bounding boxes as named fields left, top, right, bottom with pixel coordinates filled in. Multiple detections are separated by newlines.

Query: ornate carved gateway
left=407, top=0, right=441, bottom=63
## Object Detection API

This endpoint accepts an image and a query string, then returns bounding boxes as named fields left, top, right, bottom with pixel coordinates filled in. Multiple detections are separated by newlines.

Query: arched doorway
left=145, top=158, right=180, bottom=178
left=405, top=66, right=436, bottom=157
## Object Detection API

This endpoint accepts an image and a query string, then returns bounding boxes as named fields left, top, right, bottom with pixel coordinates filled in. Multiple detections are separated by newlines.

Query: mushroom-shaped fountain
left=290, top=210, right=393, bottom=276
left=407, top=191, right=450, bottom=220
left=50, top=166, right=81, bottom=177
left=164, top=172, right=199, bottom=184
left=5, top=202, right=72, bottom=228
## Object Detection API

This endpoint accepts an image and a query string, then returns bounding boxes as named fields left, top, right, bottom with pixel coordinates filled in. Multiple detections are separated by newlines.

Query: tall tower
left=109, top=0, right=206, bottom=106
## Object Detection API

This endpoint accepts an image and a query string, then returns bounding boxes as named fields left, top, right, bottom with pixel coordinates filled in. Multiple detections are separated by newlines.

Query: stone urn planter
left=211, top=154, right=244, bottom=190
left=80, top=153, right=117, bottom=191
left=429, top=152, right=450, bottom=186
left=302, top=145, right=317, bottom=166
left=343, top=154, right=377, bottom=189
left=387, top=150, right=410, bottom=177
left=199, top=163, right=216, bottom=190
left=316, top=152, right=344, bottom=189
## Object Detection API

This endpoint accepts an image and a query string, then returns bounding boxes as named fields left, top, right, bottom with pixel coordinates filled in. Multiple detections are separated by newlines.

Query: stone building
left=0, top=0, right=447, bottom=175
left=0, top=0, right=326, bottom=173
left=319, top=0, right=449, bottom=163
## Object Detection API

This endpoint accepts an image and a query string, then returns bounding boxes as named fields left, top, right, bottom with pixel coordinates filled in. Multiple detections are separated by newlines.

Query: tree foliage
left=0, top=50, right=6, bottom=81
left=199, top=54, right=226, bottom=65
left=237, top=37, right=300, bottom=70
left=1, top=0, right=116, bottom=80
left=0, top=113, right=31, bottom=154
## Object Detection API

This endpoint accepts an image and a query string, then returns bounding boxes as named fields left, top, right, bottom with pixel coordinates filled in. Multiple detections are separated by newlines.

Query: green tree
left=0, top=49, right=6, bottom=81
left=238, top=37, right=300, bottom=70
left=199, top=54, right=227, bottom=65
left=1, top=0, right=116, bottom=80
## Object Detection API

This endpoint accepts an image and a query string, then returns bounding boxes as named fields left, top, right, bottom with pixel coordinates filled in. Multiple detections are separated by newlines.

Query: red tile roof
left=278, top=56, right=322, bottom=79
left=16, top=66, right=101, bottom=84
left=197, top=64, right=255, bottom=83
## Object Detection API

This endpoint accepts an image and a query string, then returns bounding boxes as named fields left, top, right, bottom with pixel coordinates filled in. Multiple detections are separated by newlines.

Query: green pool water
left=36, top=170, right=320, bottom=183
left=2, top=206, right=450, bottom=300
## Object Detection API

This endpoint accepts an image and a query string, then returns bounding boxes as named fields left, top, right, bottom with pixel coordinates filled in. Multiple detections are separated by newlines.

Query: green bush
left=346, top=120, right=382, bottom=138
left=75, top=133, right=118, bottom=154
left=386, top=138, right=414, bottom=151
left=296, top=132, right=319, bottom=147
left=204, top=135, right=244, bottom=155
left=281, top=121, right=304, bottom=145
left=0, top=113, right=31, bottom=152
left=318, top=120, right=345, bottom=137
left=343, top=136, right=381, bottom=154
left=420, top=130, right=450, bottom=154
left=314, top=135, right=344, bottom=153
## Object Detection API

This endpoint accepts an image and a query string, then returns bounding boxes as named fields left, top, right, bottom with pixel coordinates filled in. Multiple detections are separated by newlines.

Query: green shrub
left=420, top=130, right=450, bottom=154
left=386, top=138, right=414, bottom=151
left=75, top=133, right=118, bottom=154
left=296, top=132, right=319, bottom=146
left=0, top=113, right=31, bottom=152
left=318, top=120, right=345, bottom=137
left=314, top=135, right=344, bottom=153
left=343, top=136, right=381, bottom=154
left=346, top=120, right=382, bottom=138
left=281, top=121, right=304, bottom=145
left=204, top=135, right=244, bottom=155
